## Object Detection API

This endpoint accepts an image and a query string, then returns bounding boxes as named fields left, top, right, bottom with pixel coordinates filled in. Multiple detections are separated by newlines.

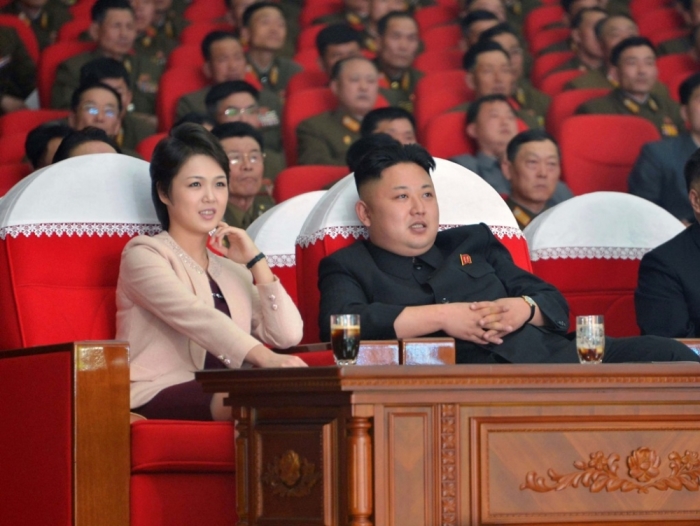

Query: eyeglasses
left=228, top=151, right=265, bottom=165
left=222, top=104, right=259, bottom=118
left=81, top=104, right=119, bottom=119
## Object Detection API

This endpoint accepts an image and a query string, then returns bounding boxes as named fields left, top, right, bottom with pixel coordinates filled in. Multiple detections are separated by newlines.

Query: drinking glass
left=330, top=314, right=361, bottom=366
left=576, top=315, right=605, bottom=364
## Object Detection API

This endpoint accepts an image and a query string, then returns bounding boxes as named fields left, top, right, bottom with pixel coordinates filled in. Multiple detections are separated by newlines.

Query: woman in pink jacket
left=116, top=123, right=306, bottom=421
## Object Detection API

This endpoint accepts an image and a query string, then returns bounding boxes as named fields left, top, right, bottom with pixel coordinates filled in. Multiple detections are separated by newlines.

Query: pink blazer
left=116, top=232, right=303, bottom=408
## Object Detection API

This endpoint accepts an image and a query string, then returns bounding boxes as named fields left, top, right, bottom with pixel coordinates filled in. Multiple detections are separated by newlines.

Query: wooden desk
left=197, top=363, right=700, bottom=526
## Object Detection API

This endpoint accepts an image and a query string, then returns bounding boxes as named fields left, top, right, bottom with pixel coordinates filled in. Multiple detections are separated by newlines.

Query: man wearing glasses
left=205, top=79, right=284, bottom=181
left=211, top=122, right=275, bottom=229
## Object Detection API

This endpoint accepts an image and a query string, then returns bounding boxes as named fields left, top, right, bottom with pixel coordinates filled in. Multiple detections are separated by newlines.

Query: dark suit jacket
left=318, top=224, right=573, bottom=363
left=635, top=221, right=700, bottom=337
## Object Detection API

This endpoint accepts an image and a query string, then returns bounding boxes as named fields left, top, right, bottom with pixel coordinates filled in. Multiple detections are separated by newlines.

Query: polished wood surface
left=198, top=362, right=700, bottom=526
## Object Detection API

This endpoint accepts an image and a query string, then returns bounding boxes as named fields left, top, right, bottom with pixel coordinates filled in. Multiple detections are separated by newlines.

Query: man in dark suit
left=318, top=141, right=699, bottom=364
left=635, top=148, right=700, bottom=338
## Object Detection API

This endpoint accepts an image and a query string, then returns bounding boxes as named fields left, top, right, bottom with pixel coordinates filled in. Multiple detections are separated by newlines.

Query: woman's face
left=160, top=154, right=229, bottom=235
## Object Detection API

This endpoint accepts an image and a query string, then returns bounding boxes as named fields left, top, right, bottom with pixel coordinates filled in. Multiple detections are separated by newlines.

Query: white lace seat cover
left=0, top=154, right=159, bottom=350
left=295, top=157, right=531, bottom=342
left=523, top=191, right=685, bottom=336
left=247, top=190, right=325, bottom=305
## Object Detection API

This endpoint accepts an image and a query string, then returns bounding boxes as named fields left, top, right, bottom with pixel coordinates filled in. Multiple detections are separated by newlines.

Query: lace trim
left=530, top=246, right=650, bottom=261
left=296, top=224, right=521, bottom=248
left=161, top=233, right=221, bottom=277
left=0, top=222, right=161, bottom=240
left=267, top=254, right=295, bottom=267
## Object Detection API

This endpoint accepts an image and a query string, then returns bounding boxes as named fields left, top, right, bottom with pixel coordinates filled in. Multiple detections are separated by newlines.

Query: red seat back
left=656, top=53, right=699, bottom=86
left=529, top=27, right=570, bottom=56
left=272, top=165, right=348, bottom=202
left=422, top=23, right=461, bottom=51
left=156, top=67, right=209, bottom=132
left=38, top=41, right=95, bottom=107
left=136, top=133, right=168, bottom=161
left=637, top=7, right=684, bottom=37
left=545, top=87, right=609, bottom=140
left=530, top=50, right=574, bottom=88
left=415, top=5, right=458, bottom=33
left=167, top=44, right=205, bottom=69
left=414, top=69, right=473, bottom=133
left=285, top=69, right=328, bottom=97
left=0, top=108, right=70, bottom=136
left=0, top=14, right=40, bottom=63
left=422, top=111, right=474, bottom=158
left=178, top=22, right=231, bottom=46
left=524, top=5, right=564, bottom=42
left=538, top=68, right=584, bottom=96
left=56, top=18, right=91, bottom=42
left=0, top=162, right=31, bottom=196
left=414, top=48, right=463, bottom=73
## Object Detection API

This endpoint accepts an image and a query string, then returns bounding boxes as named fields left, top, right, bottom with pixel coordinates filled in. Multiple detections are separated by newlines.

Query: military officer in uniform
left=360, top=106, right=416, bottom=144
left=550, top=8, right=607, bottom=74
left=656, top=0, right=700, bottom=55
left=576, top=37, right=684, bottom=138
left=297, top=56, right=379, bottom=165
left=0, top=25, right=36, bottom=114
left=131, top=0, right=176, bottom=62
left=211, top=122, right=276, bottom=229
left=152, top=0, right=187, bottom=42
left=1, top=0, right=71, bottom=49
left=374, top=11, right=422, bottom=113
left=51, top=0, right=164, bottom=116
left=314, top=0, right=369, bottom=30
left=360, top=0, right=408, bottom=54
left=316, top=24, right=364, bottom=77
left=460, top=10, right=500, bottom=52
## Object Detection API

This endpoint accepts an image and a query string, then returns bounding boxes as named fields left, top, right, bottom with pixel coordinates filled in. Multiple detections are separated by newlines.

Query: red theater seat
left=38, top=40, right=95, bottom=107
left=272, top=165, right=348, bottom=202
left=0, top=14, right=40, bottom=64
left=422, top=23, right=461, bottom=51
left=530, top=51, right=574, bottom=88
left=545, top=87, right=609, bottom=140
left=414, top=69, right=473, bottom=134
left=414, top=48, right=463, bottom=73
left=136, top=133, right=167, bottom=161
left=529, top=27, right=570, bottom=56
left=524, top=5, right=564, bottom=42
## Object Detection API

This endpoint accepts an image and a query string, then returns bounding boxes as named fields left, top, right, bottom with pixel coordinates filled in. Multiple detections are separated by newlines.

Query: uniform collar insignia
left=342, top=115, right=360, bottom=133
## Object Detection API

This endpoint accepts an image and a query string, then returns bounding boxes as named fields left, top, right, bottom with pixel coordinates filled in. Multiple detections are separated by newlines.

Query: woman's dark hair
left=150, top=123, right=231, bottom=230
left=354, top=141, right=435, bottom=193
left=52, top=126, right=120, bottom=164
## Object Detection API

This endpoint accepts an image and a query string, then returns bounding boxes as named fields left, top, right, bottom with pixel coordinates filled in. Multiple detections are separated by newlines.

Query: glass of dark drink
left=576, top=315, right=605, bottom=364
left=330, top=314, right=361, bottom=366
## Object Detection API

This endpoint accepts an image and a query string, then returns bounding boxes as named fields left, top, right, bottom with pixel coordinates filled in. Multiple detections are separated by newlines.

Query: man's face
left=467, top=0, right=506, bottom=21
left=346, top=0, right=370, bottom=18
left=96, top=9, right=137, bottom=57
left=331, top=58, right=379, bottom=118
left=600, top=17, right=638, bottom=57
left=356, top=161, right=439, bottom=257
left=321, top=41, right=362, bottom=74
left=99, top=76, right=133, bottom=117
left=219, top=136, right=264, bottom=199
left=245, top=6, right=286, bottom=52
left=573, top=10, right=606, bottom=59
left=206, top=38, right=247, bottom=83
left=681, top=85, right=700, bottom=135
left=215, top=92, right=261, bottom=126
left=616, top=45, right=657, bottom=96
left=490, top=32, right=523, bottom=80
left=373, top=117, right=416, bottom=144
left=468, top=50, right=513, bottom=98
left=130, top=0, right=155, bottom=33
left=370, top=0, right=407, bottom=23
left=69, top=87, right=121, bottom=137
left=467, top=100, right=517, bottom=155
left=504, top=139, right=561, bottom=211
left=377, top=17, right=420, bottom=71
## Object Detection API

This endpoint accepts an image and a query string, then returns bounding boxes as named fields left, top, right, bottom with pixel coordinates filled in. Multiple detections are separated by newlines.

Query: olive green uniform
left=450, top=100, right=543, bottom=130
left=51, top=49, right=164, bottom=115
left=505, top=196, right=541, bottom=230
left=1, top=1, right=71, bottom=49
left=119, top=112, right=157, bottom=152
left=564, top=67, right=674, bottom=101
left=134, top=27, right=177, bottom=64
left=245, top=55, right=302, bottom=100
left=378, top=66, right=424, bottom=113
left=551, top=55, right=596, bottom=74
left=153, top=10, right=188, bottom=42
left=296, top=108, right=361, bottom=166
left=537, top=39, right=571, bottom=57
left=223, top=193, right=276, bottom=229
left=576, top=88, right=684, bottom=138
left=514, top=78, right=550, bottom=127
left=657, top=36, right=691, bottom=56
left=0, top=25, right=36, bottom=102
left=313, top=10, right=366, bottom=31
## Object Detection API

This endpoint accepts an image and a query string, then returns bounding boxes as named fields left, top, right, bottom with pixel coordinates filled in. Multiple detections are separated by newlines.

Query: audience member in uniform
left=576, top=37, right=684, bottom=137
left=501, top=129, right=573, bottom=229
left=152, top=0, right=187, bottom=42
left=360, top=106, right=416, bottom=144
left=52, top=126, right=120, bottom=163
left=130, top=0, right=176, bottom=60
left=79, top=57, right=156, bottom=152
left=69, top=82, right=122, bottom=139
left=314, top=0, right=369, bottom=29
left=629, top=73, right=700, bottom=223
left=297, top=56, right=379, bottom=166
left=361, top=0, right=408, bottom=53
left=25, top=122, right=72, bottom=170
left=550, top=8, right=607, bottom=73
left=0, top=26, right=36, bottom=114
left=219, top=0, right=257, bottom=32
left=635, top=147, right=700, bottom=338
left=52, top=0, right=164, bottom=115
left=211, top=122, right=275, bottom=229
left=460, top=10, right=500, bottom=52
left=205, top=80, right=285, bottom=180
left=1, top=0, right=71, bottom=49
left=315, top=24, right=363, bottom=77
left=657, top=0, right=700, bottom=55
left=374, top=11, right=422, bottom=112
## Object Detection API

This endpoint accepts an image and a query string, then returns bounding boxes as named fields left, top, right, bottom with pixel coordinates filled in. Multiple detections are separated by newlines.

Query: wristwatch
left=521, top=295, right=537, bottom=323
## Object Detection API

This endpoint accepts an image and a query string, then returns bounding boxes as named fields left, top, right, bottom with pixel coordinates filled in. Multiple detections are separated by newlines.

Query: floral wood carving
left=261, top=449, right=321, bottom=497
left=440, top=404, right=457, bottom=525
left=521, top=448, right=700, bottom=494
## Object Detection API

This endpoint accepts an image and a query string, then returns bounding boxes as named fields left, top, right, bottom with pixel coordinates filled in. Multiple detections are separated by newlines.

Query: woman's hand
left=244, top=344, right=308, bottom=368
left=210, top=222, right=260, bottom=265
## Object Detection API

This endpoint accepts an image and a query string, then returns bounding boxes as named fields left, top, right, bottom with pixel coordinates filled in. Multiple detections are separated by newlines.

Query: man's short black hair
left=610, top=36, right=655, bottom=67
left=477, top=22, right=518, bottom=43
left=346, top=133, right=401, bottom=172
left=595, top=14, right=634, bottom=41
left=377, top=10, right=417, bottom=36
left=354, top=141, right=436, bottom=193
left=685, top=145, right=700, bottom=191
left=460, top=10, right=499, bottom=37
left=679, top=72, right=700, bottom=105
left=679, top=0, right=693, bottom=11
left=330, top=55, right=376, bottom=81
left=466, top=94, right=513, bottom=124
left=242, top=1, right=284, bottom=27
left=205, top=80, right=259, bottom=116
left=52, top=127, right=121, bottom=164
left=462, top=40, right=508, bottom=71
left=25, top=122, right=72, bottom=168
left=569, top=6, right=607, bottom=30
left=80, top=57, right=131, bottom=87
left=91, top=0, right=133, bottom=23
left=211, top=121, right=265, bottom=150
left=70, top=81, right=123, bottom=114
left=360, top=107, right=416, bottom=137
left=506, top=129, right=559, bottom=163
left=316, top=24, right=361, bottom=57
left=174, top=112, right=216, bottom=129
left=201, top=30, right=239, bottom=62
left=560, top=0, right=582, bottom=15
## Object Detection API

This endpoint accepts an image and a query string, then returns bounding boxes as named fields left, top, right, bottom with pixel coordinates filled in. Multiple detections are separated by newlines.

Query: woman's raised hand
left=210, top=222, right=260, bottom=265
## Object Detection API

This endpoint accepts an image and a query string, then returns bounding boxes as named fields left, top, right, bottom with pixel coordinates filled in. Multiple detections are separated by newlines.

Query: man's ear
left=465, top=72, right=475, bottom=91
left=609, top=65, right=620, bottom=84
left=68, top=112, right=76, bottom=128
left=501, top=158, right=513, bottom=181
left=330, top=79, right=339, bottom=97
left=570, top=28, right=582, bottom=47
left=88, top=22, right=99, bottom=42
left=202, top=62, right=212, bottom=80
left=681, top=104, right=689, bottom=124
left=690, top=187, right=700, bottom=216
left=355, top=199, right=371, bottom=227
left=466, top=122, right=477, bottom=140
left=239, top=27, right=249, bottom=47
